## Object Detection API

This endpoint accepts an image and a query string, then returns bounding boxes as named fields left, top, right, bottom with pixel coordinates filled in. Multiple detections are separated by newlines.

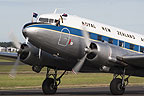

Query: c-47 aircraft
left=0, top=12, right=144, bottom=95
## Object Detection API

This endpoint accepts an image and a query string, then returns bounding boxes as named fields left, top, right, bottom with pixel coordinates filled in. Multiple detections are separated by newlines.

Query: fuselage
left=22, top=13, right=144, bottom=76
left=19, top=13, right=144, bottom=95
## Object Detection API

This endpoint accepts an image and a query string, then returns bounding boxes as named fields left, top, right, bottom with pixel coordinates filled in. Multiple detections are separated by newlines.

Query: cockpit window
left=39, top=18, right=48, bottom=22
left=39, top=18, right=58, bottom=24
left=39, top=17, right=60, bottom=26
left=48, top=19, right=54, bottom=23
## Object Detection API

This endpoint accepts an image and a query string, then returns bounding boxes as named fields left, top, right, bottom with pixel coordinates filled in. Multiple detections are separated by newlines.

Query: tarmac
left=0, top=86, right=144, bottom=96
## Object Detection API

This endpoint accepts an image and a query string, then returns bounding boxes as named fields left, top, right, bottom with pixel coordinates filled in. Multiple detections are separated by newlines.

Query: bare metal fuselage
left=23, top=23, right=144, bottom=77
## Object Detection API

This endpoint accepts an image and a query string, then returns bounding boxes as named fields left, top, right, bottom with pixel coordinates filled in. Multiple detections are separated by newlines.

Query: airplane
left=0, top=11, right=144, bottom=95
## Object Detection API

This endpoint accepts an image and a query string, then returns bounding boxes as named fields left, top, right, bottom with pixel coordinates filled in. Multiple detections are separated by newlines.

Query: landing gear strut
left=110, top=68, right=130, bottom=95
left=42, top=68, right=66, bottom=95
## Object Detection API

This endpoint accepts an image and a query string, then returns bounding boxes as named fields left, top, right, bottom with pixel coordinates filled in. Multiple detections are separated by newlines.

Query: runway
left=0, top=86, right=144, bottom=96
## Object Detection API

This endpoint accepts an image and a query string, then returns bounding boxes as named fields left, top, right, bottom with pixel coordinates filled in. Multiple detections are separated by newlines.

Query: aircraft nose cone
left=22, top=27, right=37, bottom=38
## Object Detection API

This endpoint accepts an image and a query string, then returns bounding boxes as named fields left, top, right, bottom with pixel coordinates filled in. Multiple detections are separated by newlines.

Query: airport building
left=0, top=46, right=18, bottom=52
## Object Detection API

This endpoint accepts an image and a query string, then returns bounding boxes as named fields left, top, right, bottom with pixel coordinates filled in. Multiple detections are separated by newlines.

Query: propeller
left=9, top=55, right=20, bottom=78
left=9, top=32, right=29, bottom=78
left=9, top=32, right=21, bottom=49
left=72, top=54, right=87, bottom=73
left=81, top=26, right=91, bottom=48
left=72, top=26, right=91, bottom=73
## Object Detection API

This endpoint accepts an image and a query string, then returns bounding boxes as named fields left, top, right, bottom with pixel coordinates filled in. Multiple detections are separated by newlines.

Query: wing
left=116, top=54, right=144, bottom=67
left=0, top=52, right=17, bottom=59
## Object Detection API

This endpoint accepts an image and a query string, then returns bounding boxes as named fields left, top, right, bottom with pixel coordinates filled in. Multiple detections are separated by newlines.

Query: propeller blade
left=81, top=26, right=91, bottom=48
left=9, top=32, right=21, bottom=49
left=72, top=54, right=87, bottom=73
left=9, top=55, right=20, bottom=78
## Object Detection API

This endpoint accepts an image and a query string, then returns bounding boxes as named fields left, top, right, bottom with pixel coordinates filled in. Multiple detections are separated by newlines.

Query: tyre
left=110, top=78, right=125, bottom=95
left=42, top=78, right=57, bottom=94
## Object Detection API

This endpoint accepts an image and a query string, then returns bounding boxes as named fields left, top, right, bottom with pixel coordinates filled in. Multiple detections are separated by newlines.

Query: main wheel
left=42, top=78, right=57, bottom=95
left=110, top=78, right=125, bottom=95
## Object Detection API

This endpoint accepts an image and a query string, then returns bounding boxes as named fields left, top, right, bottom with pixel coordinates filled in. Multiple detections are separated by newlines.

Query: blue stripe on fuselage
left=26, top=24, right=143, bottom=53
left=27, top=24, right=83, bottom=37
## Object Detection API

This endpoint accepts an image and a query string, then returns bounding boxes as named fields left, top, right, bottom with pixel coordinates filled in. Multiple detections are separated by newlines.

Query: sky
left=0, top=0, right=144, bottom=42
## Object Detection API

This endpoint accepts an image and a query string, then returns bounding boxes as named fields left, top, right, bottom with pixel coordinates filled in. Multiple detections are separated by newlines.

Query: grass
left=0, top=64, right=144, bottom=90
left=0, top=56, right=15, bottom=62
left=0, top=57, right=144, bottom=89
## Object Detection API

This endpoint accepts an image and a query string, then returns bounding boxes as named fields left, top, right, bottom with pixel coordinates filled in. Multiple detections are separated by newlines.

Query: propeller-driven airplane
left=0, top=11, right=144, bottom=95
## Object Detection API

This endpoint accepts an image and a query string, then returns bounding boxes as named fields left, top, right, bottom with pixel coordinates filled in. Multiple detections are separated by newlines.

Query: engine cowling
left=18, top=43, right=72, bottom=71
left=19, top=43, right=39, bottom=66
left=86, top=42, right=129, bottom=67
left=86, top=42, right=110, bottom=66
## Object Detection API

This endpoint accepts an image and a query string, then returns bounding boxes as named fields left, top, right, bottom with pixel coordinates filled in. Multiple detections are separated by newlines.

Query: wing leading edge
left=0, top=52, right=17, bottom=59
left=116, top=54, right=144, bottom=67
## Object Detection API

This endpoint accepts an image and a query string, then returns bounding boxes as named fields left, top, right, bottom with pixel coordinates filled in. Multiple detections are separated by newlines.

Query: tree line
left=0, top=42, right=15, bottom=47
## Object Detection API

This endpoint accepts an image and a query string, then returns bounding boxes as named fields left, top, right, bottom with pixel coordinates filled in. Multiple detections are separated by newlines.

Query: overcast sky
left=0, top=0, right=144, bottom=42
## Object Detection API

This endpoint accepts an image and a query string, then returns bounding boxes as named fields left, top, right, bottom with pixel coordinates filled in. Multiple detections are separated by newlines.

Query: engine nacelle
left=19, top=43, right=72, bottom=71
left=86, top=42, right=110, bottom=66
left=86, top=42, right=129, bottom=67
left=20, top=43, right=39, bottom=66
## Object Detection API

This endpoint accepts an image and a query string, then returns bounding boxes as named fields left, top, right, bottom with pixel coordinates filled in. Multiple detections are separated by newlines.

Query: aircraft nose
left=22, top=27, right=37, bottom=38
left=22, top=28, right=28, bottom=38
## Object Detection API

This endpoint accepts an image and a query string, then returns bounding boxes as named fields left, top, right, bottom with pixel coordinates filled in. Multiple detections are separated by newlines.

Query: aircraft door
left=58, top=28, right=71, bottom=46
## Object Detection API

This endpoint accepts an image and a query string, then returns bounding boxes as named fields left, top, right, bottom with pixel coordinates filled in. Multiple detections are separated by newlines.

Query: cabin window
left=39, top=18, right=48, bottom=22
left=108, top=38, right=113, bottom=44
left=140, top=47, right=144, bottom=53
left=97, top=35, right=102, bottom=41
left=130, top=44, right=134, bottom=50
left=119, top=41, right=124, bottom=47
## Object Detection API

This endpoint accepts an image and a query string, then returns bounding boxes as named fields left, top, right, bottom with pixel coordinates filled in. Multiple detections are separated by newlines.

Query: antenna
left=53, top=8, right=64, bottom=14
left=54, top=8, right=58, bottom=14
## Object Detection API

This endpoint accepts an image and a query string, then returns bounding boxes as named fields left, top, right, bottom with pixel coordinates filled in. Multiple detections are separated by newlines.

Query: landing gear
left=42, top=68, right=66, bottom=95
left=42, top=78, right=57, bottom=94
left=110, top=78, right=125, bottom=95
left=110, top=68, right=130, bottom=95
